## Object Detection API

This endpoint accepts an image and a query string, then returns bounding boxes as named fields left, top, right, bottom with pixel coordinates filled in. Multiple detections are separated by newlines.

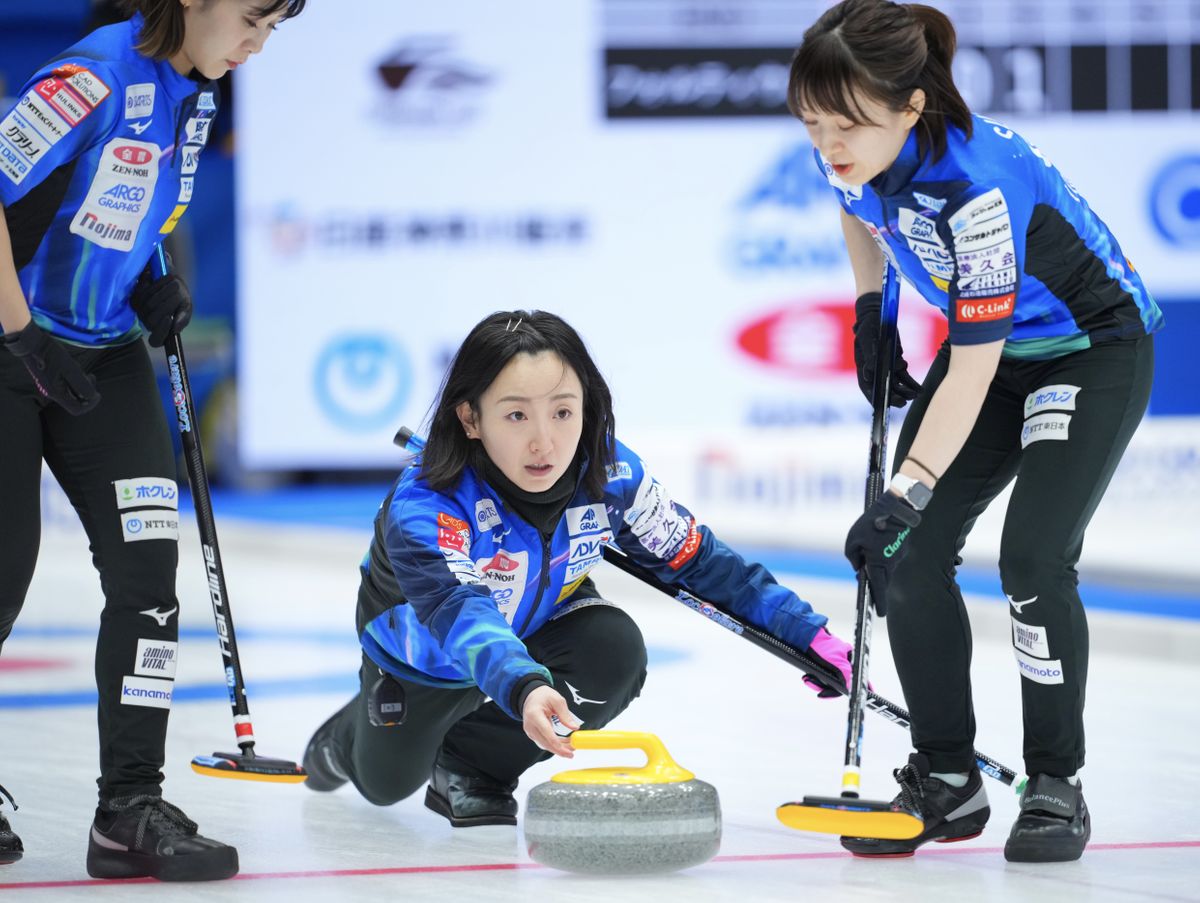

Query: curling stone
left=524, top=731, right=721, bottom=875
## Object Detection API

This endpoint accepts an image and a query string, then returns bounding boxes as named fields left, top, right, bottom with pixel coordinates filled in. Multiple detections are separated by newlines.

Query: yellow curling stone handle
left=551, top=731, right=695, bottom=785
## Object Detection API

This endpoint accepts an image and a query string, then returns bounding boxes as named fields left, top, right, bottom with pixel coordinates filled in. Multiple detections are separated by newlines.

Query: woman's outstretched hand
left=522, top=685, right=582, bottom=758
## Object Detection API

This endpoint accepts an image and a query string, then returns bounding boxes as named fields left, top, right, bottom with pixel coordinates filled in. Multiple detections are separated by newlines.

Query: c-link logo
left=167, top=354, right=191, bottom=433
left=883, top=527, right=911, bottom=558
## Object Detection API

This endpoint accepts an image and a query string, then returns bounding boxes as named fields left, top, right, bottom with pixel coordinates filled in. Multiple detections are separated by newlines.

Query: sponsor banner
left=120, top=675, right=174, bottom=709
left=1011, top=620, right=1050, bottom=659
left=61, top=68, right=111, bottom=108
left=236, top=3, right=1197, bottom=472
left=120, top=511, right=179, bottom=542
left=16, top=92, right=70, bottom=143
left=68, top=138, right=160, bottom=251
left=604, top=46, right=794, bottom=119
left=1025, top=385, right=1080, bottom=418
left=566, top=503, right=609, bottom=536
left=34, top=77, right=91, bottom=125
left=135, top=639, right=179, bottom=678
left=474, top=498, right=502, bottom=531
left=125, top=83, right=155, bottom=119
left=1014, top=649, right=1064, bottom=685
left=184, top=116, right=213, bottom=147
left=606, top=461, right=633, bottom=481
left=113, top=477, right=179, bottom=510
left=1021, top=412, right=1071, bottom=448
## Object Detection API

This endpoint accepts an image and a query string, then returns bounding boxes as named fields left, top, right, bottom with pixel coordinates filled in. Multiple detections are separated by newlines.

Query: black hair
left=420, top=311, right=616, bottom=499
left=788, top=0, right=972, bottom=160
left=119, top=0, right=307, bottom=61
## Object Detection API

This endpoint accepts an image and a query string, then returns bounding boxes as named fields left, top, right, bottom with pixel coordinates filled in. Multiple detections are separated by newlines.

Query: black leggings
left=0, top=340, right=179, bottom=800
left=333, top=601, right=648, bottom=805
left=888, top=336, right=1154, bottom=777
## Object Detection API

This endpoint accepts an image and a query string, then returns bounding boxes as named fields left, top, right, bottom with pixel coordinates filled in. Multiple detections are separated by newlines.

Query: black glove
left=844, top=492, right=922, bottom=616
left=853, top=291, right=921, bottom=408
left=2, top=321, right=100, bottom=415
left=130, top=267, right=192, bottom=348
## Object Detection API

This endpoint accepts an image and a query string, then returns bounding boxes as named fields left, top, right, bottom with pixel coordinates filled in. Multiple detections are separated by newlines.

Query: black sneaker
left=424, top=760, right=517, bottom=827
left=1004, top=774, right=1090, bottom=862
left=841, top=753, right=990, bottom=856
left=0, top=784, right=22, bottom=864
left=303, top=700, right=354, bottom=792
left=86, top=795, right=238, bottom=881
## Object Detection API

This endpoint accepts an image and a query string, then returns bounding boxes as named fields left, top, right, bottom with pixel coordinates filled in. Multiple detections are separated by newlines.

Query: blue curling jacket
left=356, top=439, right=828, bottom=719
left=818, top=115, right=1163, bottom=359
left=0, top=15, right=218, bottom=345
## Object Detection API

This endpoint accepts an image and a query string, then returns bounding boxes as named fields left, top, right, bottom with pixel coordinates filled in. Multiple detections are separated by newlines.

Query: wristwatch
left=889, top=473, right=933, bottom=511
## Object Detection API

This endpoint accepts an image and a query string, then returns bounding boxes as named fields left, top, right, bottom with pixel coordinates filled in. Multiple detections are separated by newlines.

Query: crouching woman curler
left=302, top=310, right=856, bottom=826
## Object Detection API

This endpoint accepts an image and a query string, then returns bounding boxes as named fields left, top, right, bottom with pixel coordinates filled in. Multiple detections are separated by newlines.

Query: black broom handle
left=155, top=247, right=259, bottom=758
left=600, top=545, right=1016, bottom=786
left=837, top=262, right=902, bottom=796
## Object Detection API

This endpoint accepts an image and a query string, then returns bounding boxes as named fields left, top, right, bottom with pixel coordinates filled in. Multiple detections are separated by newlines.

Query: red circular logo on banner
left=734, top=299, right=948, bottom=379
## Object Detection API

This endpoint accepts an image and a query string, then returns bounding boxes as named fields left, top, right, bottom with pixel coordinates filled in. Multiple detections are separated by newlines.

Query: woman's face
left=172, top=0, right=288, bottom=79
left=458, top=351, right=585, bottom=494
left=798, top=88, right=923, bottom=186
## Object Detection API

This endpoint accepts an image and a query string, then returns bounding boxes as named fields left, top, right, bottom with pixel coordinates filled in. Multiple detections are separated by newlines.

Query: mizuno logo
left=139, top=605, right=178, bottom=626
left=128, top=119, right=152, bottom=135
left=1007, top=594, right=1038, bottom=614
left=564, top=681, right=606, bottom=706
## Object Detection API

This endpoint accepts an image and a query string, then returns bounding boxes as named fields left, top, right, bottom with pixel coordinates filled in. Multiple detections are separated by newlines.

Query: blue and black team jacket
left=0, top=15, right=218, bottom=345
left=355, top=439, right=829, bottom=719
left=817, top=115, right=1164, bottom=359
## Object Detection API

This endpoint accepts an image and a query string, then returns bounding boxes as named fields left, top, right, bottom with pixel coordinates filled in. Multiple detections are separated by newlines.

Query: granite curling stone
left=524, top=731, right=721, bottom=875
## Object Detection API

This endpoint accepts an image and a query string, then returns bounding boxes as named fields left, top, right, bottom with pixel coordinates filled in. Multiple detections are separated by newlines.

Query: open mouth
left=525, top=464, right=554, bottom=477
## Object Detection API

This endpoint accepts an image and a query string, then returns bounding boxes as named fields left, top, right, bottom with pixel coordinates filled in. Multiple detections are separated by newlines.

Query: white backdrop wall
left=233, top=0, right=1200, bottom=575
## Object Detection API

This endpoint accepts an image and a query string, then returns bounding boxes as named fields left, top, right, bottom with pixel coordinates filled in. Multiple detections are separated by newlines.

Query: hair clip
left=505, top=318, right=523, bottom=333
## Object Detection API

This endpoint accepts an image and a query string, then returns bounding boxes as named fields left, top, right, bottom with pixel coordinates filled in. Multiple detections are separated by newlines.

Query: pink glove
left=802, top=627, right=857, bottom=699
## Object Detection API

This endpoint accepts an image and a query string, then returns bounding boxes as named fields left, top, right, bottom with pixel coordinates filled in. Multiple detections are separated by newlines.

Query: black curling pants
left=0, top=340, right=181, bottom=801
left=887, top=336, right=1154, bottom=778
left=331, top=601, right=648, bottom=805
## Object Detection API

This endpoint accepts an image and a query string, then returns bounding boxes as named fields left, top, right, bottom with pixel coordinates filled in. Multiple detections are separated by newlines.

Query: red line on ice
left=0, top=841, right=1196, bottom=889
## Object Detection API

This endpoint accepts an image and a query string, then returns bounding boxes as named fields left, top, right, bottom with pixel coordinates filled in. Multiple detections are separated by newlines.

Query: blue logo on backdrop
left=1149, top=155, right=1200, bottom=247
left=729, top=143, right=845, bottom=272
left=314, top=335, right=411, bottom=431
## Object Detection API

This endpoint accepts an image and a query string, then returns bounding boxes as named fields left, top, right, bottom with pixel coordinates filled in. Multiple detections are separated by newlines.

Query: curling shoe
left=841, top=753, right=990, bottom=857
left=87, top=795, right=238, bottom=881
left=424, top=759, right=517, bottom=827
left=302, top=700, right=353, bottom=792
left=0, top=784, right=22, bottom=864
left=1004, top=774, right=1090, bottom=862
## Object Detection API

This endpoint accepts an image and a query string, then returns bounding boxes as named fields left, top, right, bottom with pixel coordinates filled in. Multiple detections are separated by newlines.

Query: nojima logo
left=734, top=300, right=948, bottom=379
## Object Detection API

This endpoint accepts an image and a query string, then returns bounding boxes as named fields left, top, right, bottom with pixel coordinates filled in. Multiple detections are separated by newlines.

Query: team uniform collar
left=128, top=12, right=214, bottom=105
left=870, top=127, right=924, bottom=197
